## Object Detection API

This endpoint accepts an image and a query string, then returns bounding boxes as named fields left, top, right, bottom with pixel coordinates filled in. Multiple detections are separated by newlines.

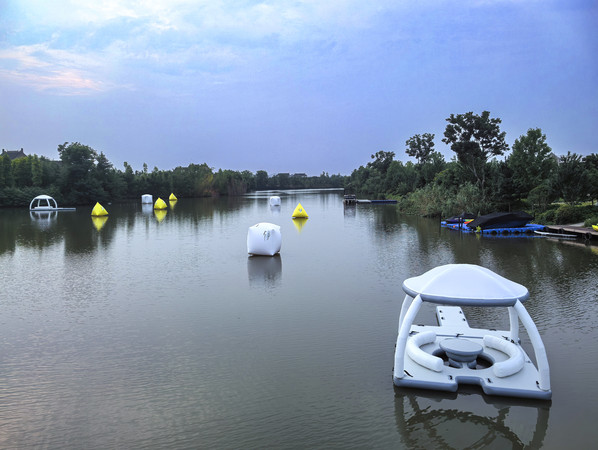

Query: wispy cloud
left=1, top=0, right=581, bottom=98
left=2, top=0, right=402, bottom=79
left=0, top=44, right=118, bottom=95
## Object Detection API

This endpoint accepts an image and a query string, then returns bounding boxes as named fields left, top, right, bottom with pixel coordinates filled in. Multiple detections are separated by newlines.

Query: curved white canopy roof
left=29, top=195, right=58, bottom=210
left=402, top=264, right=529, bottom=306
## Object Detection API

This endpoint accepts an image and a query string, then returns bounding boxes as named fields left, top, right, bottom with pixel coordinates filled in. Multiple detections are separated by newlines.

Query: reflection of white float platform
left=393, top=264, right=551, bottom=400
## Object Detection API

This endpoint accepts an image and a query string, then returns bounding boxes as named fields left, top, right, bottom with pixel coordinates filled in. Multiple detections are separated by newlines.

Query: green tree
left=584, top=153, right=598, bottom=205
left=12, top=156, right=33, bottom=187
left=123, top=162, right=135, bottom=196
left=40, top=157, right=60, bottom=187
left=508, top=128, right=556, bottom=200
left=367, top=151, right=395, bottom=176
left=94, top=152, right=112, bottom=199
left=442, top=111, right=509, bottom=196
left=386, top=160, right=418, bottom=196
left=418, top=151, right=446, bottom=186
left=58, top=142, right=96, bottom=183
left=213, top=169, right=247, bottom=195
left=31, top=155, right=42, bottom=186
left=0, top=154, right=12, bottom=188
left=487, top=159, right=517, bottom=211
left=276, top=173, right=290, bottom=189
left=58, top=142, right=103, bottom=204
left=147, top=166, right=172, bottom=196
left=171, top=163, right=213, bottom=197
left=406, top=133, right=435, bottom=164
left=241, top=170, right=256, bottom=191
left=527, top=181, right=554, bottom=212
left=255, top=170, right=269, bottom=190
left=555, top=152, right=589, bottom=204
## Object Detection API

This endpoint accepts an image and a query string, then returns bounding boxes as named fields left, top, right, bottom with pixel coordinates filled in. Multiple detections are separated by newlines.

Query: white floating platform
left=393, top=264, right=551, bottom=400
left=29, top=194, right=76, bottom=211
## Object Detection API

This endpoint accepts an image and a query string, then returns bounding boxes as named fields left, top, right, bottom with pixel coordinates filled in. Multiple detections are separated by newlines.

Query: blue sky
left=1, top=0, right=596, bottom=175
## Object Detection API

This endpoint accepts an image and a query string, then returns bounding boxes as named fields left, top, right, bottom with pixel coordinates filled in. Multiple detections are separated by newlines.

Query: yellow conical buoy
left=169, top=193, right=177, bottom=201
left=292, top=203, right=308, bottom=219
left=91, top=202, right=108, bottom=216
left=154, top=197, right=167, bottom=210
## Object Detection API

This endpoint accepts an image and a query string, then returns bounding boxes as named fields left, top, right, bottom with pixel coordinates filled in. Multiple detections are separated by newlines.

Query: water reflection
left=30, top=210, right=57, bottom=229
left=394, top=387, right=550, bottom=449
left=343, top=203, right=356, bottom=217
left=91, top=216, right=108, bottom=231
left=292, top=217, right=308, bottom=233
left=247, top=255, right=282, bottom=289
left=154, top=209, right=167, bottom=222
left=63, top=213, right=116, bottom=253
left=141, top=203, right=153, bottom=215
left=270, top=205, right=281, bottom=216
left=1, top=190, right=597, bottom=447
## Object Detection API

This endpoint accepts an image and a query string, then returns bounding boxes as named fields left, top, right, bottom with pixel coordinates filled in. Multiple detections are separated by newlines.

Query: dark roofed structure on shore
left=1, top=148, right=27, bottom=161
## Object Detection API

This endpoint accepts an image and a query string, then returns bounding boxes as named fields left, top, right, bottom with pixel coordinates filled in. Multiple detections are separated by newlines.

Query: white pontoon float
left=29, top=195, right=76, bottom=211
left=393, top=264, right=551, bottom=400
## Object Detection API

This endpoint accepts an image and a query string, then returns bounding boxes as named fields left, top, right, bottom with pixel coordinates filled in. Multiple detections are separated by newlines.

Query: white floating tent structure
left=141, top=194, right=153, bottom=204
left=393, top=264, right=551, bottom=400
left=247, top=222, right=281, bottom=256
left=29, top=195, right=75, bottom=211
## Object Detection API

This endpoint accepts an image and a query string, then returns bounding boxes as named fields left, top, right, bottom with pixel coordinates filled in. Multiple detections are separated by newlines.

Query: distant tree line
left=3, top=112, right=597, bottom=226
left=0, top=142, right=346, bottom=207
left=345, top=111, right=598, bottom=225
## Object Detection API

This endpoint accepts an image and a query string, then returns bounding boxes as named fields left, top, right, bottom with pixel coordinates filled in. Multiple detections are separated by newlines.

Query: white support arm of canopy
left=394, top=294, right=423, bottom=379
left=508, top=306, right=520, bottom=342
left=513, top=300, right=551, bottom=391
left=398, top=294, right=413, bottom=332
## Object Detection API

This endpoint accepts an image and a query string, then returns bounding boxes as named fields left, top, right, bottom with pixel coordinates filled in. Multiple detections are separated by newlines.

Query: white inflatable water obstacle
left=292, top=203, right=308, bottom=218
left=141, top=194, right=153, bottom=204
left=29, top=195, right=76, bottom=211
left=393, top=264, right=551, bottom=400
left=247, top=222, right=282, bottom=256
left=154, top=198, right=167, bottom=210
left=91, top=202, right=108, bottom=216
left=269, top=196, right=281, bottom=206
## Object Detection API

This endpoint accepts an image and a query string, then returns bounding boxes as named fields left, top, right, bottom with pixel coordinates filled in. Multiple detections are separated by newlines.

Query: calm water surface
left=1, top=190, right=597, bottom=449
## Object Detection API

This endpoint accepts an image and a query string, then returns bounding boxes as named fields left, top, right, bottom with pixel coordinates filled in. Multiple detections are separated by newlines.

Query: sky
left=0, top=0, right=597, bottom=176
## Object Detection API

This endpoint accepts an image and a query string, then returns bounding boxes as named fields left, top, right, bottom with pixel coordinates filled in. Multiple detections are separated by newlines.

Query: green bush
left=534, top=209, right=556, bottom=224
left=584, top=215, right=598, bottom=227
left=554, top=205, right=585, bottom=224
left=397, top=182, right=488, bottom=218
left=551, top=204, right=597, bottom=225
left=0, top=186, right=64, bottom=208
left=527, top=182, right=555, bottom=212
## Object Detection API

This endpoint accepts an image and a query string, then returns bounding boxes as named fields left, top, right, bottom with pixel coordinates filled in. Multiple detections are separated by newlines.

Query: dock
left=343, top=195, right=397, bottom=205
left=441, top=222, right=545, bottom=235
left=543, top=225, right=597, bottom=241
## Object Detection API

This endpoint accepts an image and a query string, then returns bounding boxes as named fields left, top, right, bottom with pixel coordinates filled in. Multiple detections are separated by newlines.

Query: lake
left=1, top=189, right=597, bottom=449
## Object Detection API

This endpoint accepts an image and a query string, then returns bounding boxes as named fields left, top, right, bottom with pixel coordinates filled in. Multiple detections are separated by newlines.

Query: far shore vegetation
left=2, top=111, right=597, bottom=226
